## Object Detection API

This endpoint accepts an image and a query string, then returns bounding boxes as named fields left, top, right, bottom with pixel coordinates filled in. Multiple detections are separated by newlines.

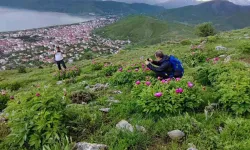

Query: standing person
left=145, top=50, right=184, bottom=79
left=54, top=46, right=67, bottom=70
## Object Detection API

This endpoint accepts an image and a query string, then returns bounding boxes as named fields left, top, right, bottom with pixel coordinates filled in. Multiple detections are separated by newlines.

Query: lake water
left=0, top=7, right=95, bottom=32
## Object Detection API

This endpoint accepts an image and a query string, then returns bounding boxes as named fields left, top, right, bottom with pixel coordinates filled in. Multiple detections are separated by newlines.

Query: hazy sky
left=110, top=0, right=250, bottom=5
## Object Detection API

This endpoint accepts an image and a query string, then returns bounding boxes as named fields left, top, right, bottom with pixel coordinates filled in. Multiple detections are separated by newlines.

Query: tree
left=195, top=23, right=216, bottom=37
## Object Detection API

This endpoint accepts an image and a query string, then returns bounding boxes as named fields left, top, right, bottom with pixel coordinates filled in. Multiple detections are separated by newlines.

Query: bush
left=18, top=66, right=27, bottom=73
left=132, top=78, right=204, bottom=115
left=53, top=66, right=81, bottom=80
left=0, top=87, right=72, bottom=150
left=181, top=39, right=192, bottom=45
left=207, top=36, right=218, bottom=43
left=83, top=51, right=94, bottom=59
left=238, top=41, right=250, bottom=53
left=64, top=104, right=102, bottom=141
left=0, top=121, right=10, bottom=141
left=110, top=68, right=153, bottom=86
left=0, top=94, right=9, bottom=111
left=182, top=51, right=206, bottom=67
left=195, top=23, right=216, bottom=37
left=101, top=65, right=120, bottom=76
left=0, top=82, right=21, bottom=91
left=90, top=63, right=103, bottom=71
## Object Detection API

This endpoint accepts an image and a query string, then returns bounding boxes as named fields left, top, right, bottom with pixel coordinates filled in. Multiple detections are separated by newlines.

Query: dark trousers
left=56, top=60, right=66, bottom=70
left=155, top=71, right=183, bottom=79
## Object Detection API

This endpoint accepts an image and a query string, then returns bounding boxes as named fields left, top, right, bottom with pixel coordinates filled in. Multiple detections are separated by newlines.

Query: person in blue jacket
left=145, top=50, right=184, bottom=79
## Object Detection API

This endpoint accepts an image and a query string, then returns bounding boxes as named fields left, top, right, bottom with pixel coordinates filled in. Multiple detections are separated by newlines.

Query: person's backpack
left=169, top=55, right=184, bottom=76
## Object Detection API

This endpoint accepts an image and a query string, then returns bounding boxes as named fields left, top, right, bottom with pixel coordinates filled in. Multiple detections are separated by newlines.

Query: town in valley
left=0, top=17, right=131, bottom=71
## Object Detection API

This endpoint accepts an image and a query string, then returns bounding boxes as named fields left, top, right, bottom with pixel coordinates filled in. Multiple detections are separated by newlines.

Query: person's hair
left=155, top=50, right=164, bottom=58
left=56, top=46, right=60, bottom=49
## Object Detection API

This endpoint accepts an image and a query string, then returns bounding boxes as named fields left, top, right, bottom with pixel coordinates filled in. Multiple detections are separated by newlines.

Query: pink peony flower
left=135, top=68, right=139, bottom=72
left=118, top=68, right=123, bottom=72
left=214, top=57, right=219, bottom=61
left=158, top=76, right=161, bottom=80
left=36, top=93, right=41, bottom=97
left=127, top=70, right=131, bottom=72
left=167, top=78, right=172, bottom=82
left=161, top=80, right=166, bottom=83
left=176, top=88, right=184, bottom=94
left=145, top=68, right=150, bottom=71
left=145, top=81, right=151, bottom=86
left=154, top=92, right=163, bottom=98
left=176, top=78, right=181, bottom=82
left=206, top=58, right=210, bottom=62
left=10, top=96, right=14, bottom=100
left=188, top=82, right=194, bottom=88
left=136, top=81, right=141, bottom=85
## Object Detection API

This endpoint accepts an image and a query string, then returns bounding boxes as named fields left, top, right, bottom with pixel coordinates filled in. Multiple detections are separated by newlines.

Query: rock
left=75, top=142, right=107, bottom=150
left=68, top=58, right=74, bottom=63
left=116, top=120, right=134, bottom=132
left=224, top=55, right=231, bottom=63
left=215, top=46, right=227, bottom=51
left=85, top=86, right=90, bottom=90
left=57, top=81, right=63, bottom=85
left=107, top=100, right=120, bottom=103
left=219, top=55, right=226, bottom=58
left=167, top=130, right=185, bottom=140
left=136, top=125, right=146, bottom=133
left=99, top=108, right=110, bottom=113
left=91, top=83, right=109, bottom=91
left=187, top=143, right=198, bottom=150
left=113, top=90, right=122, bottom=94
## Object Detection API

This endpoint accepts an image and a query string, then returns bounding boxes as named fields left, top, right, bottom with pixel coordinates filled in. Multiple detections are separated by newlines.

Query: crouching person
left=145, top=50, right=184, bottom=79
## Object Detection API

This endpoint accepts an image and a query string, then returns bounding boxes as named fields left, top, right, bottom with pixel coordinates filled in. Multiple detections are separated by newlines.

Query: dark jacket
left=147, top=55, right=174, bottom=77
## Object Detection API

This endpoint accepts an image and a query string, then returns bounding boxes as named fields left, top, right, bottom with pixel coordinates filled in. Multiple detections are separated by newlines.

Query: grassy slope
left=94, top=16, right=196, bottom=45
left=1, top=27, right=250, bottom=149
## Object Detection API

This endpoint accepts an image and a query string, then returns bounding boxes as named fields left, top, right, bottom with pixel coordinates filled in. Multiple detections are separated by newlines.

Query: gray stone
left=187, top=143, right=198, bottom=150
left=224, top=55, right=231, bottom=63
left=116, top=120, right=134, bottom=132
left=167, top=130, right=185, bottom=140
left=91, top=83, right=109, bottom=91
left=75, top=142, right=107, bottom=150
left=215, top=46, right=227, bottom=51
left=218, top=55, right=226, bottom=58
left=85, top=86, right=90, bottom=90
left=68, top=58, right=74, bottom=63
left=136, top=125, right=146, bottom=133
left=57, top=81, right=63, bottom=85
left=107, top=99, right=120, bottom=103
left=99, top=108, right=110, bottom=113
left=113, top=90, right=122, bottom=94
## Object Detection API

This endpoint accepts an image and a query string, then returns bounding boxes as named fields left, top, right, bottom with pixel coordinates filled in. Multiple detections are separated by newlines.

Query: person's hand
left=148, top=58, right=153, bottom=62
left=145, top=60, right=150, bottom=65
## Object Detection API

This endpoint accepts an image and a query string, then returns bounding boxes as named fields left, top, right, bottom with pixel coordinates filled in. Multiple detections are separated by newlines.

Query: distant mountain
left=159, top=0, right=202, bottom=9
left=94, top=15, right=196, bottom=45
left=0, top=0, right=165, bottom=15
left=160, top=0, right=250, bottom=30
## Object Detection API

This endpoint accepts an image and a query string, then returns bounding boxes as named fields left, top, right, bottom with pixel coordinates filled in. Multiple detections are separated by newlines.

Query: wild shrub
left=0, top=94, right=9, bottom=111
left=64, top=104, right=102, bottom=141
left=132, top=78, right=204, bottom=115
left=216, top=69, right=250, bottom=115
left=180, top=39, right=192, bottom=45
left=195, top=23, right=216, bottom=37
left=83, top=51, right=94, bottom=59
left=207, top=35, right=218, bottom=43
left=17, top=66, right=27, bottom=73
left=53, top=66, right=81, bottom=80
left=238, top=41, right=250, bottom=53
left=182, top=51, right=206, bottom=67
left=101, top=65, right=120, bottom=76
left=110, top=68, right=153, bottom=86
left=90, top=63, right=103, bottom=71
left=0, top=87, right=71, bottom=150
left=0, top=82, right=21, bottom=91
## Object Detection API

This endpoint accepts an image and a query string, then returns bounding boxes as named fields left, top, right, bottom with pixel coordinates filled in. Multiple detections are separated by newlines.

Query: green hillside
left=1, top=25, right=250, bottom=149
left=95, top=16, right=196, bottom=45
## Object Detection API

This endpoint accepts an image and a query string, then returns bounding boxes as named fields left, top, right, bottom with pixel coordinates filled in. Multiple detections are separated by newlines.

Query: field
left=0, top=25, right=250, bottom=149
